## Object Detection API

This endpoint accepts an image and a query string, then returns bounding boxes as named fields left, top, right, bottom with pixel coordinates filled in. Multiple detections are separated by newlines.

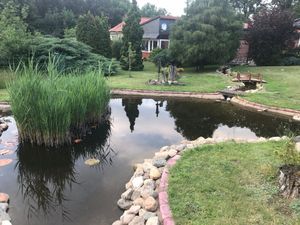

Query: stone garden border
left=112, top=136, right=290, bottom=225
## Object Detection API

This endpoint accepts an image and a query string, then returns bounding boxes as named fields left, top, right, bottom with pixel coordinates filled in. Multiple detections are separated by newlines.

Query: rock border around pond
left=112, top=135, right=290, bottom=225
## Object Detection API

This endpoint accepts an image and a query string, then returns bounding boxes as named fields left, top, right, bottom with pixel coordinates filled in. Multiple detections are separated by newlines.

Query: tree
left=0, top=0, right=31, bottom=67
left=170, top=0, right=242, bottom=70
left=247, top=8, right=295, bottom=66
left=229, top=0, right=263, bottom=19
left=76, top=12, right=112, bottom=58
left=140, top=3, right=167, bottom=17
left=120, top=0, right=144, bottom=71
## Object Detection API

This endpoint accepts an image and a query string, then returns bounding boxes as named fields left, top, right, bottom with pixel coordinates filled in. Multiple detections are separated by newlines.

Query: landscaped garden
left=169, top=141, right=300, bottom=225
left=0, top=0, right=300, bottom=225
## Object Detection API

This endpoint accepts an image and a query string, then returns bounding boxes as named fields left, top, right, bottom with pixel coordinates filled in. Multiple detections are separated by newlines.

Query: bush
left=7, top=58, right=110, bottom=147
left=29, top=36, right=118, bottom=75
left=149, top=49, right=171, bottom=67
left=112, top=40, right=123, bottom=60
left=280, top=56, right=300, bottom=66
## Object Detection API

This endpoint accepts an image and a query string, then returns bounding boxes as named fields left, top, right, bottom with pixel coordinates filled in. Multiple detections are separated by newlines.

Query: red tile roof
left=109, top=17, right=151, bottom=32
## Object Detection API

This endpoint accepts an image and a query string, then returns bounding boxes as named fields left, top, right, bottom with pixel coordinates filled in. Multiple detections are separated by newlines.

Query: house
left=293, top=18, right=300, bottom=48
left=109, top=16, right=178, bottom=59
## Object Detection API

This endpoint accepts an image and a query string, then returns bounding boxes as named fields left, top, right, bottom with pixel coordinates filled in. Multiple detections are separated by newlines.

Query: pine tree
left=76, top=12, right=112, bottom=58
left=120, top=0, right=144, bottom=71
left=170, top=0, right=242, bottom=70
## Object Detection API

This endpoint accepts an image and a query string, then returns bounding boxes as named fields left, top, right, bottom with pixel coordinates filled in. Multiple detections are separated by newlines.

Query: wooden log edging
left=112, top=136, right=289, bottom=225
left=111, top=89, right=223, bottom=100
left=231, top=97, right=300, bottom=121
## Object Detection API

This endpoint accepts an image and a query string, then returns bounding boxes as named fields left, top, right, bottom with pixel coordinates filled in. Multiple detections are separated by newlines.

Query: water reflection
left=15, top=117, right=113, bottom=221
left=165, top=99, right=300, bottom=140
left=122, top=98, right=142, bottom=132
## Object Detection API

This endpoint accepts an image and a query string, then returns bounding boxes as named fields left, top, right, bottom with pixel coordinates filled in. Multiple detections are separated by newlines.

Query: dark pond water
left=0, top=97, right=299, bottom=225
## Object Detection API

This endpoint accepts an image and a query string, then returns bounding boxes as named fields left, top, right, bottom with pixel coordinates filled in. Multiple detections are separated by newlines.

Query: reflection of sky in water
left=213, top=124, right=258, bottom=140
left=0, top=98, right=299, bottom=225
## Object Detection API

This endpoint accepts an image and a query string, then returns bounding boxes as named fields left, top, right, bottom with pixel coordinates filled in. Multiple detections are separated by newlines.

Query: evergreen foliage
left=247, top=8, right=295, bottom=66
left=112, top=40, right=123, bottom=60
left=76, top=12, right=112, bottom=58
left=0, top=0, right=31, bottom=67
left=140, top=3, right=167, bottom=17
left=170, top=0, right=242, bottom=70
left=120, top=0, right=144, bottom=71
left=30, top=36, right=117, bottom=75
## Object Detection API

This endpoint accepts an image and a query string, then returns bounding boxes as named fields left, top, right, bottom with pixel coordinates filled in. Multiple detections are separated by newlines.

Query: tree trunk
left=279, top=165, right=300, bottom=199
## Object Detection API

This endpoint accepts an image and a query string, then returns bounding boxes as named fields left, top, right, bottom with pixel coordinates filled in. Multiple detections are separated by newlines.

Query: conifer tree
left=120, top=0, right=144, bottom=71
left=170, top=0, right=242, bottom=70
left=76, top=12, right=112, bottom=58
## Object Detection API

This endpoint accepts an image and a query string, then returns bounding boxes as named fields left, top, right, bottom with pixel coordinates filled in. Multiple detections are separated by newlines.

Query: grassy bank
left=235, top=66, right=300, bottom=110
left=8, top=63, right=110, bottom=146
left=169, top=141, right=300, bottom=225
left=108, top=62, right=232, bottom=93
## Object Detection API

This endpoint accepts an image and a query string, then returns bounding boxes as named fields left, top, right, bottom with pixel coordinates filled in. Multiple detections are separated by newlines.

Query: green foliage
left=0, top=0, right=31, bottom=67
left=170, top=0, right=242, bottom=70
left=120, top=0, right=144, bottom=71
left=64, top=27, right=76, bottom=38
left=7, top=58, right=110, bottom=147
left=140, top=3, right=167, bottom=17
left=76, top=12, right=112, bottom=58
left=149, top=49, right=171, bottom=67
left=112, top=40, right=123, bottom=60
left=247, top=8, right=295, bottom=66
left=229, top=0, right=263, bottom=18
left=280, top=56, right=300, bottom=66
left=275, top=138, right=300, bottom=165
left=29, top=36, right=117, bottom=75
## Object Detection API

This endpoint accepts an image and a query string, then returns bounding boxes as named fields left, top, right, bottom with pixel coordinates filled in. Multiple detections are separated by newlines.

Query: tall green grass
left=7, top=60, right=110, bottom=147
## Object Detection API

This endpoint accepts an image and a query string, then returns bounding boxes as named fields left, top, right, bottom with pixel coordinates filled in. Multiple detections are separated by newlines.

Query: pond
left=0, top=97, right=299, bottom=225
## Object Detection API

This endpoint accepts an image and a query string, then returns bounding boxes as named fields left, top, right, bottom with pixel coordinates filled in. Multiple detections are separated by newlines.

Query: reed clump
left=7, top=60, right=110, bottom=147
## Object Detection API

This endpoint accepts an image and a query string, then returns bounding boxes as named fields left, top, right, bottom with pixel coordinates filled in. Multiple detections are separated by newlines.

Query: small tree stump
left=279, top=165, right=300, bottom=199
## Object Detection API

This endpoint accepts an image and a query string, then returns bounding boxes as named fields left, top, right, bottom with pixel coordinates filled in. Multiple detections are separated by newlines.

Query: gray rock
left=121, top=213, right=135, bottom=224
left=128, top=216, right=144, bottom=225
left=2, top=221, right=12, bottom=225
left=127, top=205, right=141, bottom=215
left=176, top=144, right=186, bottom=152
left=122, top=188, right=134, bottom=200
left=131, top=190, right=141, bottom=201
left=0, top=209, right=11, bottom=221
left=132, top=176, right=144, bottom=189
left=117, top=198, right=133, bottom=210
left=144, top=179, right=156, bottom=190
left=152, top=159, right=166, bottom=168
left=294, top=136, right=300, bottom=143
left=141, top=188, right=156, bottom=199
left=0, top=203, right=8, bottom=212
left=112, top=220, right=122, bottom=225
left=146, top=216, right=160, bottom=225
left=139, top=209, right=156, bottom=221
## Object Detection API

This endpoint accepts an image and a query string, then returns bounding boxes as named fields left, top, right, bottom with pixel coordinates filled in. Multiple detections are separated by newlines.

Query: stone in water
left=0, top=159, right=13, bottom=167
left=85, top=158, right=100, bottom=166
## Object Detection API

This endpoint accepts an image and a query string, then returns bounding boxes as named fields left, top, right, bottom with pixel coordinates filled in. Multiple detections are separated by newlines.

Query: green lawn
left=235, top=66, right=300, bottom=110
left=169, top=141, right=300, bottom=225
left=107, top=62, right=232, bottom=93
left=0, top=69, right=14, bottom=102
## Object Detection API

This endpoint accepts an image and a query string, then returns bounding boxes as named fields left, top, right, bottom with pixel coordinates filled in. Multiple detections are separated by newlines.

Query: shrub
left=280, top=56, right=300, bottom=66
left=150, top=49, right=171, bottom=67
left=29, top=36, right=118, bottom=75
left=112, top=40, right=123, bottom=60
left=7, top=58, right=110, bottom=147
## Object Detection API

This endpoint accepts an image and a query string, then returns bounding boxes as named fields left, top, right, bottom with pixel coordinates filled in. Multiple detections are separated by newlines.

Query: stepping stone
left=0, top=159, right=13, bottom=167
left=84, top=158, right=100, bottom=166
left=0, top=193, right=9, bottom=203
left=0, top=150, right=13, bottom=156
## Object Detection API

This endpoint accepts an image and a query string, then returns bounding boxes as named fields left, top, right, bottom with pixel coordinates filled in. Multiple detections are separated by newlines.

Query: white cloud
left=137, top=0, right=186, bottom=16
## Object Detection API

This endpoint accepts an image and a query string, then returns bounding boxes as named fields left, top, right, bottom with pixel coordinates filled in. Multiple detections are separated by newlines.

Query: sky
left=137, top=0, right=186, bottom=16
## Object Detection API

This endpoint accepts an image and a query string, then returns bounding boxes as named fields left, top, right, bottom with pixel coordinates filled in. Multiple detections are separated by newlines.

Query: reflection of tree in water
left=16, top=113, right=113, bottom=221
left=166, top=100, right=300, bottom=140
left=122, top=98, right=142, bottom=132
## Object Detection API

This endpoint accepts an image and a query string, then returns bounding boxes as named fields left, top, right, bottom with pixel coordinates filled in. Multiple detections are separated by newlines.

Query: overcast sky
left=137, top=0, right=186, bottom=16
